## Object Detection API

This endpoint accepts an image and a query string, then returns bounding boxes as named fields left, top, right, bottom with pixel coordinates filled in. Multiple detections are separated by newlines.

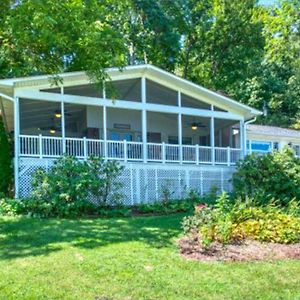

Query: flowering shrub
left=182, top=193, right=300, bottom=248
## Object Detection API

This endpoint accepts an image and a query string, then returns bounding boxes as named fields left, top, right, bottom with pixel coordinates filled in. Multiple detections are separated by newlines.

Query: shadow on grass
left=0, top=213, right=185, bottom=260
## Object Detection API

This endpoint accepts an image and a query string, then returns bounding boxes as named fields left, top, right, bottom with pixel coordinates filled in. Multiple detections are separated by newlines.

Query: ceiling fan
left=185, top=121, right=206, bottom=130
left=38, top=117, right=62, bottom=134
left=54, top=110, right=72, bottom=118
left=38, top=125, right=62, bottom=134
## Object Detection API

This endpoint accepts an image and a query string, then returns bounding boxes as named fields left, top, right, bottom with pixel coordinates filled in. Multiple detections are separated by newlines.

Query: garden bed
left=179, top=235, right=300, bottom=262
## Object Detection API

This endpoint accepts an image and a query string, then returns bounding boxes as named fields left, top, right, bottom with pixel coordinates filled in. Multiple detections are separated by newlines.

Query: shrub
left=182, top=193, right=300, bottom=248
left=232, top=147, right=300, bottom=206
left=28, top=155, right=124, bottom=217
left=0, top=198, right=21, bottom=216
left=0, top=117, right=12, bottom=196
left=135, top=198, right=198, bottom=215
left=86, top=157, right=124, bottom=206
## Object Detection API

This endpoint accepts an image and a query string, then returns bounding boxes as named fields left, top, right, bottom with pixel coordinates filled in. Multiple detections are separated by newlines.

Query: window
left=110, top=132, right=133, bottom=141
left=247, top=140, right=272, bottom=152
left=293, top=145, right=300, bottom=157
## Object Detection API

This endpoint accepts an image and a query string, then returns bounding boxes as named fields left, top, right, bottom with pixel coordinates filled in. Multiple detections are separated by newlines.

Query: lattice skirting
left=18, top=158, right=236, bottom=205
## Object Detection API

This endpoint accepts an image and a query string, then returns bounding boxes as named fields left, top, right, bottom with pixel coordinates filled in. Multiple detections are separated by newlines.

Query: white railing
left=19, top=134, right=243, bottom=166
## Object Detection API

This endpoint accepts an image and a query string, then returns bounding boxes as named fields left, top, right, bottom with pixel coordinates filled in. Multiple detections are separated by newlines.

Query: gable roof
left=0, top=64, right=262, bottom=119
left=247, top=124, right=300, bottom=139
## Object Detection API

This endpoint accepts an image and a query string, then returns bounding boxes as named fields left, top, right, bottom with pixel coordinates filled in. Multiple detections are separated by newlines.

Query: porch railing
left=19, top=134, right=243, bottom=166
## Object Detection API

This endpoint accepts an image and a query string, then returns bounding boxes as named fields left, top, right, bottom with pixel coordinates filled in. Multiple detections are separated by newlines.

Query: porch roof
left=0, top=64, right=262, bottom=120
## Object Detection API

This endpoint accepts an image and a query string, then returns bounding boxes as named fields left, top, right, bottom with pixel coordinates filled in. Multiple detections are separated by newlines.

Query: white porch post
left=178, top=91, right=183, bottom=164
left=14, top=97, right=20, bottom=198
left=210, top=116, right=215, bottom=165
left=103, top=106, right=107, bottom=160
left=240, top=120, right=245, bottom=157
left=178, top=113, right=182, bottom=164
left=142, top=77, right=147, bottom=163
left=60, top=86, right=66, bottom=154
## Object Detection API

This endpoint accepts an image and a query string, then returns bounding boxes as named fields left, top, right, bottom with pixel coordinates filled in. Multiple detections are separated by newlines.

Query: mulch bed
left=179, top=235, right=300, bottom=262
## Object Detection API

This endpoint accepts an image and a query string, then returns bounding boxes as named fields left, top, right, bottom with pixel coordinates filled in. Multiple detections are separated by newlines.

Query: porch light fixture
left=191, top=123, right=198, bottom=130
left=54, top=110, right=62, bottom=118
left=49, top=127, right=56, bottom=134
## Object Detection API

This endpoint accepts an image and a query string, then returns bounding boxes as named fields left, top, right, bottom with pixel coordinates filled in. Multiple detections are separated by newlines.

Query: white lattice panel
left=18, top=158, right=235, bottom=205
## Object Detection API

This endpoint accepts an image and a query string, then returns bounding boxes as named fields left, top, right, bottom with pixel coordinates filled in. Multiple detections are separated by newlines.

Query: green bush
left=0, top=117, right=12, bottom=196
left=0, top=198, right=20, bottom=216
left=28, top=155, right=124, bottom=217
left=134, top=198, right=198, bottom=215
left=182, top=193, right=300, bottom=247
left=232, top=147, right=300, bottom=206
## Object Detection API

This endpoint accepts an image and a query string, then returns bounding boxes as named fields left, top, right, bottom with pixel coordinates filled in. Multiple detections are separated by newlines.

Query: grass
left=1, top=214, right=300, bottom=300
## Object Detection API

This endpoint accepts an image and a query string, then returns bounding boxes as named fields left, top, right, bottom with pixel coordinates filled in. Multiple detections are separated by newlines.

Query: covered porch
left=18, top=98, right=244, bottom=165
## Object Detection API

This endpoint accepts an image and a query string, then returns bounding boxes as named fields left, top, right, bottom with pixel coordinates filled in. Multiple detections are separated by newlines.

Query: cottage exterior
left=247, top=125, right=300, bottom=157
left=0, top=65, right=261, bottom=204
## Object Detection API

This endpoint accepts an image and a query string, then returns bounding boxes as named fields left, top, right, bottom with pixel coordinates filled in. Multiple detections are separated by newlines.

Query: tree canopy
left=0, top=0, right=299, bottom=127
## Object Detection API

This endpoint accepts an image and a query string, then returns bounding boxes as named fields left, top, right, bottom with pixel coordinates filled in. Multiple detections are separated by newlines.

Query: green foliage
left=182, top=193, right=300, bottom=248
left=0, top=198, right=19, bottom=216
left=28, top=155, right=124, bottom=217
left=1, top=1, right=300, bottom=127
left=134, top=198, right=198, bottom=215
left=0, top=117, right=12, bottom=196
left=232, top=147, right=300, bottom=205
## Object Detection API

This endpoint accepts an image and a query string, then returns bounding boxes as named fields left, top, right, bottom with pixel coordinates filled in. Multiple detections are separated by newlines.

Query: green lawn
left=1, top=214, right=300, bottom=300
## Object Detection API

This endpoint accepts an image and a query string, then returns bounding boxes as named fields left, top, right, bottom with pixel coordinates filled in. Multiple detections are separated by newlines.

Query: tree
left=178, top=0, right=264, bottom=93
left=0, top=0, right=127, bottom=83
left=0, top=117, right=12, bottom=196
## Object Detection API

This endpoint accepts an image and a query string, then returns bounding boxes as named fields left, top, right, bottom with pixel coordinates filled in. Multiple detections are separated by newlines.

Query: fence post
left=212, top=147, right=215, bottom=166
left=227, top=146, right=231, bottom=166
left=83, top=137, right=87, bottom=160
left=130, top=165, right=134, bottom=205
left=39, top=134, right=43, bottom=159
left=162, top=142, right=166, bottom=163
left=124, top=139, right=127, bottom=162
left=196, top=144, right=199, bottom=165
left=155, top=168, right=159, bottom=201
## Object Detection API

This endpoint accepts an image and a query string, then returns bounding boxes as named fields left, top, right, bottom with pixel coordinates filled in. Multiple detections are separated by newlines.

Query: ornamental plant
left=182, top=193, right=300, bottom=248
left=232, top=147, right=300, bottom=206
left=28, top=155, right=124, bottom=217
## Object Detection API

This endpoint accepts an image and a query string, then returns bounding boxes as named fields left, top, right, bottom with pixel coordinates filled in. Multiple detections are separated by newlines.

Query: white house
left=247, top=124, right=300, bottom=157
left=0, top=64, right=262, bottom=204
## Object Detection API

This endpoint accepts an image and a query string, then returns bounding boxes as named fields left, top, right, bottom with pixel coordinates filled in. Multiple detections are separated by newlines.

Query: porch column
left=210, top=116, right=215, bottom=165
left=142, top=77, right=147, bottom=163
left=60, top=86, right=66, bottom=153
left=178, top=113, right=182, bottom=164
left=14, top=97, right=20, bottom=198
left=240, top=120, right=245, bottom=157
left=178, top=91, right=182, bottom=164
left=103, top=106, right=107, bottom=159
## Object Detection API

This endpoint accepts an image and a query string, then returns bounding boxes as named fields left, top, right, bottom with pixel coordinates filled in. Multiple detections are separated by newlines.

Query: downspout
left=243, top=117, right=256, bottom=156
